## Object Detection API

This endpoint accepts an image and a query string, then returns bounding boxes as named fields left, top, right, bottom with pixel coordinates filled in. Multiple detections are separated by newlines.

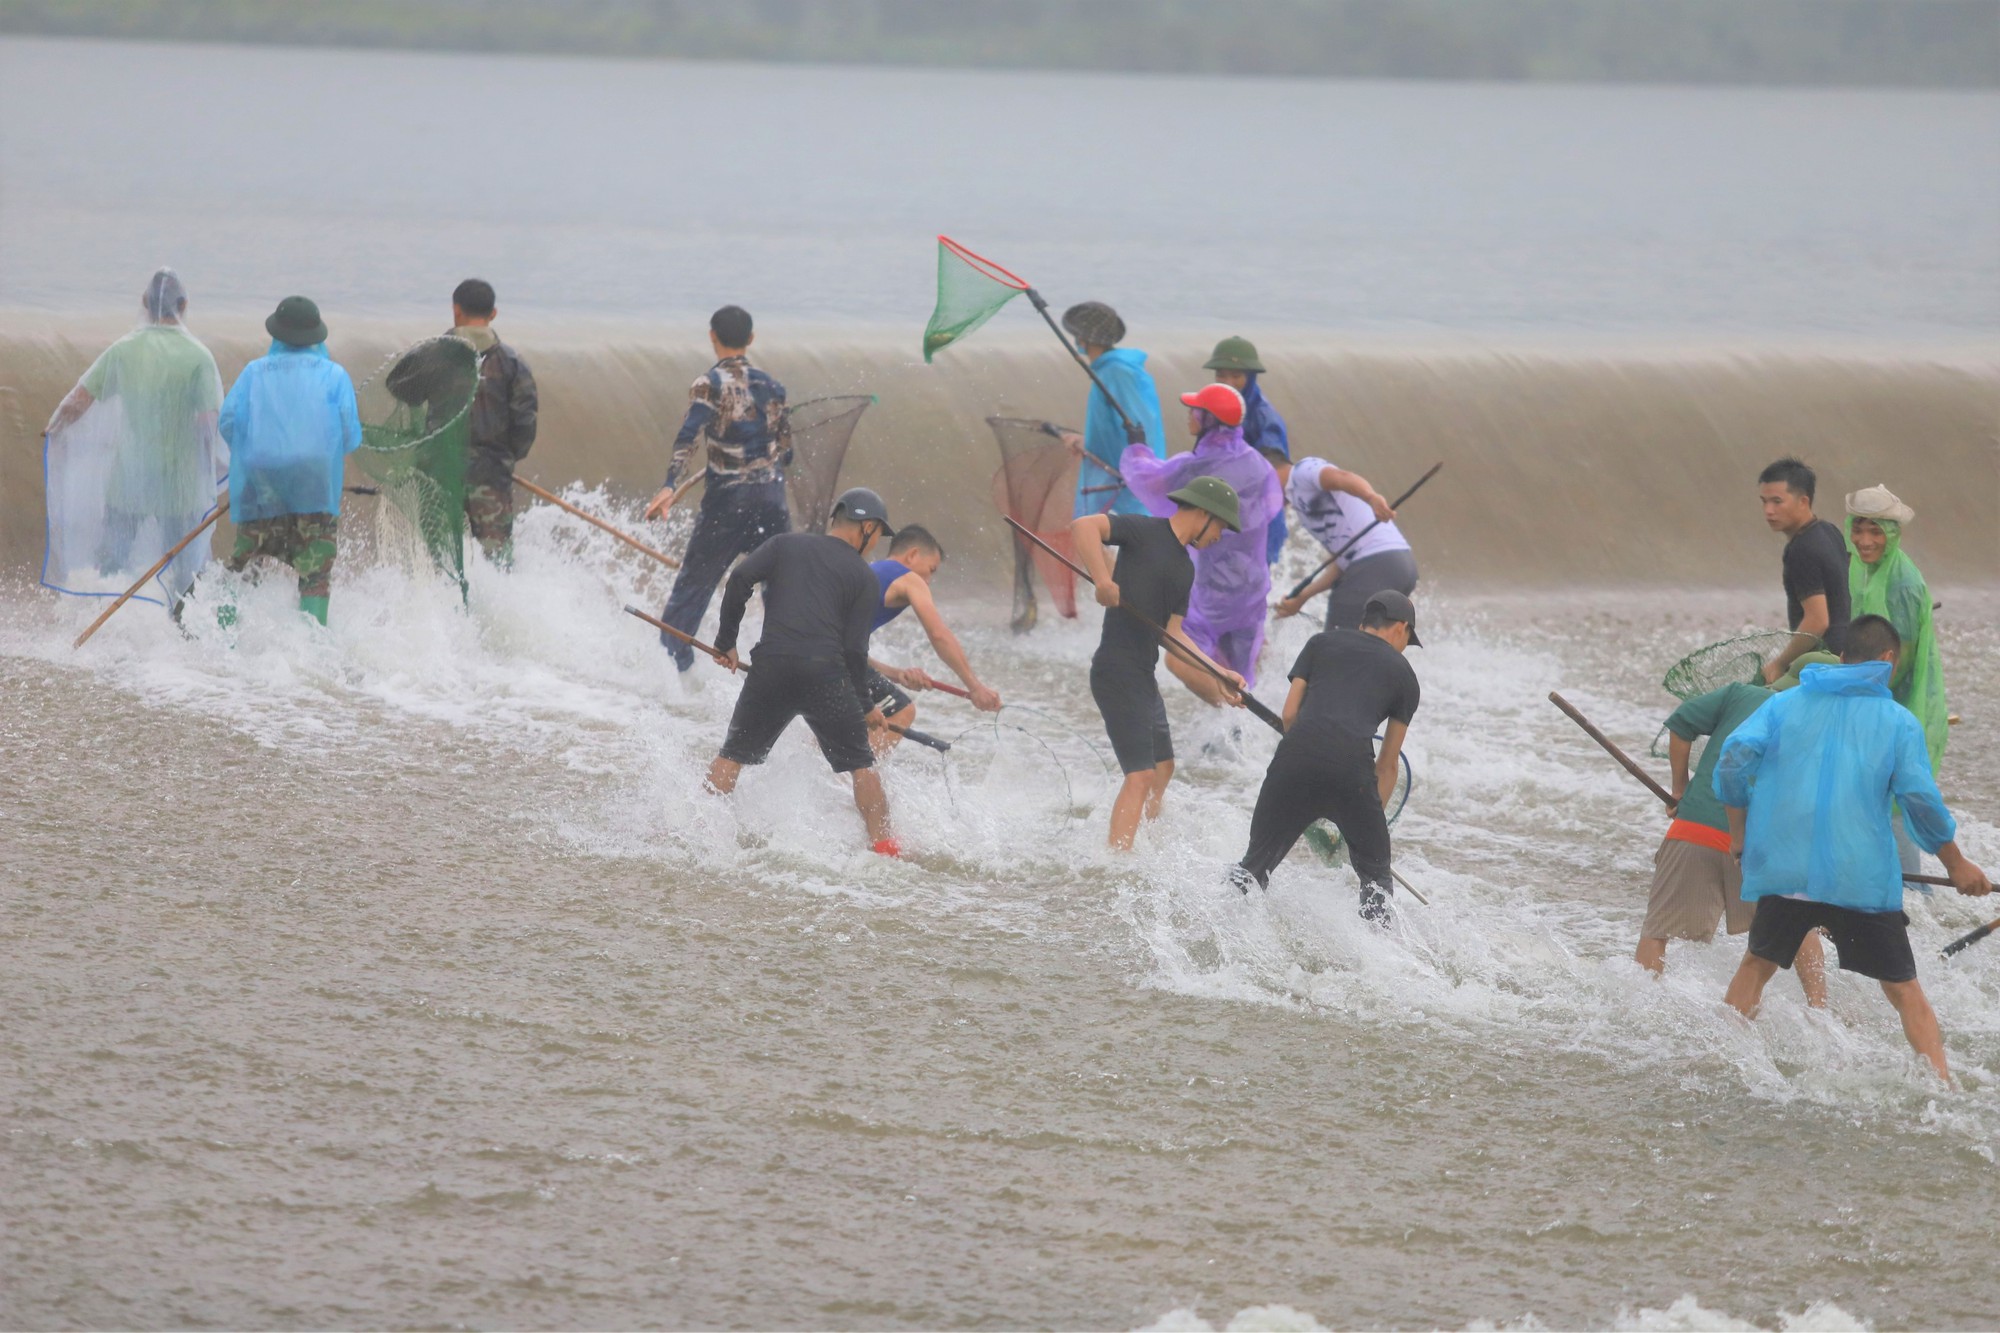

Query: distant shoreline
left=2, top=0, right=1996, bottom=89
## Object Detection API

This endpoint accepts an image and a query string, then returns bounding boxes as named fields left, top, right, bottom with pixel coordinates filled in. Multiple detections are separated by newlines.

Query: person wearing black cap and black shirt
left=704, top=487, right=901, bottom=856
left=1232, top=589, right=1423, bottom=923
left=1072, top=474, right=1249, bottom=851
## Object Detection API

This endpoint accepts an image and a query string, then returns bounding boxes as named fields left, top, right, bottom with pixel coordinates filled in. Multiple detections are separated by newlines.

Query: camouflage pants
left=465, top=479, right=514, bottom=563
left=227, top=512, right=339, bottom=600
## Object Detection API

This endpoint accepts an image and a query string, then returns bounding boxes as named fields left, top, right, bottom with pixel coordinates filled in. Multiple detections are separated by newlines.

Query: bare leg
left=1794, top=929, right=1828, bottom=1008
left=871, top=702, right=918, bottom=757
left=704, top=756, right=742, bottom=796
left=1636, top=937, right=1668, bottom=976
left=850, top=768, right=892, bottom=845
left=1144, top=759, right=1175, bottom=821
left=1109, top=772, right=1155, bottom=851
left=1881, top=978, right=1949, bottom=1082
left=1723, top=951, right=1780, bottom=1017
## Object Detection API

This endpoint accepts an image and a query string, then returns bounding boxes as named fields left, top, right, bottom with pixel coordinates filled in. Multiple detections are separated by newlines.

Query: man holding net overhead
left=644, top=305, right=792, bottom=671
left=1053, top=302, right=1165, bottom=518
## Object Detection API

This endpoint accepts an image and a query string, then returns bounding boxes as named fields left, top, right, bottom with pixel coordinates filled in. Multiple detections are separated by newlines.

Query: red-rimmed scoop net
left=784, top=395, right=874, bottom=534
left=987, top=416, right=1083, bottom=629
left=924, top=237, right=1028, bottom=363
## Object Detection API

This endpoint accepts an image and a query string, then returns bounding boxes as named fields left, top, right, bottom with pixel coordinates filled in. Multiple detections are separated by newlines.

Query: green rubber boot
left=299, top=595, right=329, bottom=626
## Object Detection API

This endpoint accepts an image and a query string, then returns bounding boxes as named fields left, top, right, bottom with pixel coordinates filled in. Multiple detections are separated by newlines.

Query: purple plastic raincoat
left=1119, top=421, right=1283, bottom=684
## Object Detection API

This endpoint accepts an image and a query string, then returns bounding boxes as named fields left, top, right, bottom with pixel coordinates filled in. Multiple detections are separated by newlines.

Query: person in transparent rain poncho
left=1116, top=382, right=1283, bottom=685
left=42, top=268, right=227, bottom=615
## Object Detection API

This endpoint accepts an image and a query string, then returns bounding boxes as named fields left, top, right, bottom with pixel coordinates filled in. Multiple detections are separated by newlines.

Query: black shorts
left=860, top=666, right=913, bottom=718
left=1747, top=896, right=1917, bottom=984
left=1090, top=664, right=1172, bottom=775
left=719, top=655, right=875, bottom=774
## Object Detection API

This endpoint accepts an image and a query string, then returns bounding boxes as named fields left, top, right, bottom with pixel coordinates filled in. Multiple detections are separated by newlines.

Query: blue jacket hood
left=1801, top=661, right=1892, bottom=697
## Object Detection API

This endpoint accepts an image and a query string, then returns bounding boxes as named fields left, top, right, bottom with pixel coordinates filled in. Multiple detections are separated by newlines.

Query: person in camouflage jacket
left=449, top=278, right=538, bottom=564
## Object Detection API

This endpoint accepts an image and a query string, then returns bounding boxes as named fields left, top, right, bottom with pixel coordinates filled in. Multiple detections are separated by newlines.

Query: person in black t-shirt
left=1232, top=590, right=1422, bottom=923
left=1071, top=476, right=1248, bottom=851
left=1757, top=456, right=1850, bottom=678
left=705, top=488, right=901, bottom=856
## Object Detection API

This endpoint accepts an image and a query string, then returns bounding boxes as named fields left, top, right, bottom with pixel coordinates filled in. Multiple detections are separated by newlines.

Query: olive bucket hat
left=1203, top=336, right=1266, bottom=374
left=265, top=295, right=327, bottom=347
left=1061, top=301, right=1126, bottom=348
left=1167, top=475, right=1242, bottom=533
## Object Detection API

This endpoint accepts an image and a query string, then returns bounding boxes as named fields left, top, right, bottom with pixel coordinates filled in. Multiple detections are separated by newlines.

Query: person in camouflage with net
left=441, top=279, right=538, bottom=564
left=218, top=296, right=361, bottom=625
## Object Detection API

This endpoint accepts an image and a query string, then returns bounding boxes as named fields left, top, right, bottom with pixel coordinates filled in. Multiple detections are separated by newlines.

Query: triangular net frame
left=986, top=416, right=1084, bottom=627
left=784, top=395, right=875, bottom=534
left=352, top=335, right=477, bottom=593
left=923, top=236, right=1029, bottom=363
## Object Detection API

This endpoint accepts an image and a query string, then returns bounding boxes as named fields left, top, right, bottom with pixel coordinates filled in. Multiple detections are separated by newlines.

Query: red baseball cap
left=1180, top=382, right=1245, bottom=427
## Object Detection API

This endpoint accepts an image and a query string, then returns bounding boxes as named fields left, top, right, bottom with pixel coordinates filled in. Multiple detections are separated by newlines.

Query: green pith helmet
left=1167, top=475, right=1242, bottom=532
left=1203, top=336, right=1265, bottom=374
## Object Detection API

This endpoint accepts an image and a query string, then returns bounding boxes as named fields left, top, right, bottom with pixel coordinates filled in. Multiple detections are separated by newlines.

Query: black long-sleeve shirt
left=714, top=532, right=878, bottom=701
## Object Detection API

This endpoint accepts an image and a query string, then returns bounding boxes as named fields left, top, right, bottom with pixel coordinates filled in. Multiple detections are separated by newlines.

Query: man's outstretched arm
left=900, top=574, right=1001, bottom=711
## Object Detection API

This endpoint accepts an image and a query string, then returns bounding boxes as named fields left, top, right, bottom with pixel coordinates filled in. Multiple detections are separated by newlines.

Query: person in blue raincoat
left=218, top=296, right=362, bottom=625
left=1204, top=336, right=1291, bottom=565
left=1054, top=301, right=1164, bottom=517
left=1714, top=614, right=1991, bottom=1082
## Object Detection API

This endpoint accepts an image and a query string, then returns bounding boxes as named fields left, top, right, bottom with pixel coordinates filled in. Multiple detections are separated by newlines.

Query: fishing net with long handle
left=941, top=702, right=1118, bottom=836
left=923, top=236, right=1029, bottom=363
left=987, top=416, right=1088, bottom=628
left=1303, top=747, right=1416, bottom=868
left=352, top=335, right=477, bottom=596
left=783, top=394, right=875, bottom=534
left=1647, top=628, right=1822, bottom=756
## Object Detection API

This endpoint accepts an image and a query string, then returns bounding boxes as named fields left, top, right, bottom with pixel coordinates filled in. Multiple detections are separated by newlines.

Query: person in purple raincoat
left=1118, top=383, right=1284, bottom=685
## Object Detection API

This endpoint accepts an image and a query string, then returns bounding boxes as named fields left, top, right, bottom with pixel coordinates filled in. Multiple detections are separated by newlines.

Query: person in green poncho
left=1846, top=484, right=1949, bottom=876
left=1846, top=485, right=1947, bottom=772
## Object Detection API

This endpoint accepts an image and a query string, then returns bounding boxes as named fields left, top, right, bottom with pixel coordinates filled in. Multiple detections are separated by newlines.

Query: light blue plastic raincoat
left=220, top=340, right=362, bottom=524
left=1073, top=347, right=1165, bottom=518
left=1713, top=660, right=1954, bottom=914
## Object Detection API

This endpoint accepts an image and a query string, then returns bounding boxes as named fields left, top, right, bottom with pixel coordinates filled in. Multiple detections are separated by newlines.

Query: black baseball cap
left=831, top=486, right=895, bottom=536
left=1363, top=589, right=1422, bottom=646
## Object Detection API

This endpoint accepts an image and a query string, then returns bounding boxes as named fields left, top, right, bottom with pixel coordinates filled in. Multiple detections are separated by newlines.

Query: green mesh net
left=1304, top=749, right=1414, bottom=867
left=1648, top=628, right=1822, bottom=756
left=923, top=236, right=1028, bottom=363
left=354, top=336, right=477, bottom=593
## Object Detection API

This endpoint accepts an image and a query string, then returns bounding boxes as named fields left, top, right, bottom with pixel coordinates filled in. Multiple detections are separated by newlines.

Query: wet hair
left=452, top=278, right=496, bottom=317
left=889, top=525, right=942, bottom=559
left=1842, top=614, right=1901, bottom=664
left=1758, top=456, right=1816, bottom=503
left=143, top=268, right=186, bottom=320
left=710, top=305, right=754, bottom=348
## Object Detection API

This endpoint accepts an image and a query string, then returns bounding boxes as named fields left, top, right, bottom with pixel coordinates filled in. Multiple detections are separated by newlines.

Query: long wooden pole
left=1943, top=915, right=2000, bottom=958
left=515, top=477, right=682, bottom=570
left=1551, top=690, right=1944, bottom=890
left=1006, top=515, right=1285, bottom=734
left=1283, top=461, right=1443, bottom=601
left=73, top=498, right=226, bottom=649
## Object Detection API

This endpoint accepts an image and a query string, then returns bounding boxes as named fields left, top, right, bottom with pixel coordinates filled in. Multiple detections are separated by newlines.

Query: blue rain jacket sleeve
left=1241, top=381, right=1293, bottom=564
left=1714, top=661, right=1955, bottom=913
left=1073, top=347, right=1165, bottom=519
left=221, top=341, right=362, bottom=524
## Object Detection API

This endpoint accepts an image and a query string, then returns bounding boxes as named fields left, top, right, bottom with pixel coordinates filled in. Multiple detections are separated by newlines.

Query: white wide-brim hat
left=1846, top=484, right=1915, bottom=525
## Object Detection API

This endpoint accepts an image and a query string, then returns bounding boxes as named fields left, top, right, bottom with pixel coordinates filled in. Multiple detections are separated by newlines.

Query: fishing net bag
left=923, top=236, right=1029, bottom=362
left=354, top=336, right=477, bottom=591
left=1647, top=628, right=1823, bottom=756
left=987, top=416, right=1083, bottom=630
left=784, top=395, right=875, bottom=534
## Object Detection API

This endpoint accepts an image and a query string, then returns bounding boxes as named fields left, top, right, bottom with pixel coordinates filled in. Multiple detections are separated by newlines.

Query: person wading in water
left=1071, top=475, right=1247, bottom=851
left=859, top=524, right=1003, bottom=755
left=705, top=488, right=901, bottom=856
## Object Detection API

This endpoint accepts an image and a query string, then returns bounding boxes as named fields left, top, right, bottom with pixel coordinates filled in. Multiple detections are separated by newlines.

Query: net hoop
left=353, top=336, right=477, bottom=457
left=938, top=235, right=1030, bottom=291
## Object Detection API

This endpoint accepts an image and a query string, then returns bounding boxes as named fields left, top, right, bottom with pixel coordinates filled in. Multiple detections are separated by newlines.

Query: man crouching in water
left=1717, top=614, right=1990, bottom=1081
left=861, top=525, right=1003, bottom=756
left=705, top=488, right=902, bottom=856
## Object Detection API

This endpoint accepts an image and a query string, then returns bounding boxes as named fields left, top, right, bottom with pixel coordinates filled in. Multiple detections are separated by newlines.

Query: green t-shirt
left=1664, top=681, right=1773, bottom=832
left=79, top=324, right=223, bottom=514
